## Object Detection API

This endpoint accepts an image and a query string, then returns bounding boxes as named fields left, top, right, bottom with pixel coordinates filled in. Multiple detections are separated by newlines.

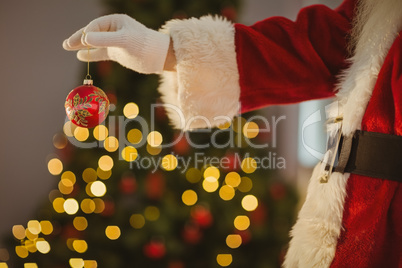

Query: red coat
left=234, top=0, right=402, bottom=267
left=159, top=0, right=401, bottom=266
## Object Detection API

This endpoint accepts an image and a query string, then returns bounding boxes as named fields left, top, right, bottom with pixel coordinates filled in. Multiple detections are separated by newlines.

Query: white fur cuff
left=158, top=16, right=240, bottom=130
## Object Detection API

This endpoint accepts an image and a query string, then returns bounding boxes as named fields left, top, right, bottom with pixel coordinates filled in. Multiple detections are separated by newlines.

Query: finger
left=63, top=27, right=86, bottom=51
left=83, top=14, right=123, bottom=33
left=82, top=31, right=124, bottom=48
left=77, top=48, right=110, bottom=62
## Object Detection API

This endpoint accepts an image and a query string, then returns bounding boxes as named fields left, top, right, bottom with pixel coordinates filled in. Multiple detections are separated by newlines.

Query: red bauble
left=191, top=205, right=213, bottom=228
left=65, top=80, right=110, bottom=128
left=145, top=172, right=166, bottom=200
left=119, top=175, right=137, bottom=194
left=172, top=132, right=190, bottom=155
left=182, top=223, right=202, bottom=244
left=143, top=241, right=166, bottom=259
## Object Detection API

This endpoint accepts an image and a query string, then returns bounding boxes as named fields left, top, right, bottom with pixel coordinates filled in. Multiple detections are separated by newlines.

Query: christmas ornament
left=65, top=79, right=110, bottom=128
left=65, top=42, right=110, bottom=128
left=145, top=172, right=166, bottom=200
left=143, top=240, right=166, bottom=259
left=182, top=223, right=202, bottom=244
left=191, top=205, right=213, bottom=228
left=119, top=174, right=137, bottom=194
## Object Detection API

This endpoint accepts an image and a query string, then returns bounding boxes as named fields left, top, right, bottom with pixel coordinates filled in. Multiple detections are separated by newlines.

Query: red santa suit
left=157, top=0, right=402, bottom=266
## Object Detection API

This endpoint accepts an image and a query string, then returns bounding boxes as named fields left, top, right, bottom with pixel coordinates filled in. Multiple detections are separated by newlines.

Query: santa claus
left=63, top=0, right=402, bottom=266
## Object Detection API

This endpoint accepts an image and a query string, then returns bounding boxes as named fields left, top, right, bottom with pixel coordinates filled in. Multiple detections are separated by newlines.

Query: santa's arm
left=157, top=0, right=356, bottom=129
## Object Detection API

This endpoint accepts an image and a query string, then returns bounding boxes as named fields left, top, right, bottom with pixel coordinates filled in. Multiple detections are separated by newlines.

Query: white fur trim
left=158, top=16, right=240, bottom=130
left=284, top=162, right=349, bottom=268
left=284, top=1, right=402, bottom=267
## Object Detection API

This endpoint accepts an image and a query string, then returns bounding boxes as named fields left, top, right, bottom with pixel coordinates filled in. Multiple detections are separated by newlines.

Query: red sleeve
left=235, top=0, right=357, bottom=113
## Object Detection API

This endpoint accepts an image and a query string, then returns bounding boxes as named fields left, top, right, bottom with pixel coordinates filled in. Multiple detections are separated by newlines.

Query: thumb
left=77, top=48, right=111, bottom=62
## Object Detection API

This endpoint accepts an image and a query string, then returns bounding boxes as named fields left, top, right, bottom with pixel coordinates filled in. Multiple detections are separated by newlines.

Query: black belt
left=325, top=130, right=402, bottom=182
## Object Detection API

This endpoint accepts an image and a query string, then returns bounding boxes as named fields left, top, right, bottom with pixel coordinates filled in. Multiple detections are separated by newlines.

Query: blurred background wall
left=0, top=0, right=341, bottom=250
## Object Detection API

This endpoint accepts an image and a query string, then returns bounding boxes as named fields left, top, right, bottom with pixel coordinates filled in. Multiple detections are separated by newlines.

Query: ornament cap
left=83, top=79, right=93, bottom=85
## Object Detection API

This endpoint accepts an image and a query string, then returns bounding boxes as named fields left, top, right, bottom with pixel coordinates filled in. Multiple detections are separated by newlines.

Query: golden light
left=121, top=146, right=138, bottom=162
left=243, top=121, right=259, bottom=138
left=23, top=263, right=37, bottom=268
left=73, top=217, right=88, bottom=231
left=59, top=179, right=74, bottom=195
left=144, top=206, right=160, bottom=221
left=0, top=263, right=7, bottom=268
left=202, top=179, right=219, bottom=193
left=66, top=238, right=75, bottom=251
left=53, top=132, right=68, bottom=149
left=218, top=121, right=231, bottom=130
left=61, top=171, right=76, bottom=184
left=216, top=254, right=233, bottom=267
left=84, top=260, right=97, bottom=268
left=0, top=248, right=9, bottom=262
left=81, top=199, right=96, bottom=214
left=73, top=240, right=88, bottom=253
left=130, top=214, right=145, bottom=229
left=64, top=198, right=79, bottom=215
left=40, top=221, right=53, bottom=235
left=93, top=125, right=108, bottom=141
left=47, top=158, right=63, bottom=176
left=27, top=221, right=41, bottom=235
left=242, top=195, right=258, bottom=211
left=225, top=172, right=241, bottom=188
left=231, top=117, right=246, bottom=133
left=238, top=177, right=253, bottom=192
left=226, top=234, right=242, bottom=249
left=127, top=129, right=142, bottom=144
left=25, top=240, right=37, bottom=253
left=219, top=185, right=235, bottom=201
left=93, top=198, right=105, bottom=213
left=146, top=144, right=162, bottom=155
left=241, top=157, right=257, bottom=173
left=123, top=102, right=139, bottom=119
left=15, top=246, right=28, bottom=258
left=12, top=225, right=25, bottom=240
left=97, top=167, right=112, bottom=180
left=203, top=166, right=220, bottom=180
left=185, top=168, right=202, bottom=183
left=147, top=131, right=163, bottom=147
left=103, top=136, right=119, bottom=152
left=90, top=181, right=107, bottom=197
left=36, top=239, right=50, bottom=254
left=63, top=121, right=78, bottom=137
left=74, top=127, right=89, bottom=142
left=234, top=215, right=250, bottom=231
left=69, top=258, right=84, bottom=268
left=98, top=155, right=114, bottom=171
left=25, top=230, right=37, bottom=242
left=161, top=154, right=178, bottom=171
left=86, top=184, right=95, bottom=197
left=105, top=226, right=121, bottom=240
left=48, top=189, right=62, bottom=202
left=82, top=168, right=97, bottom=183
left=52, top=197, right=65, bottom=213
left=181, top=190, right=198, bottom=206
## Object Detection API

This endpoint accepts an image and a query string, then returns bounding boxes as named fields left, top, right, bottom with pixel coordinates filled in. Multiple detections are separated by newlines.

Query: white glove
left=63, top=14, right=170, bottom=74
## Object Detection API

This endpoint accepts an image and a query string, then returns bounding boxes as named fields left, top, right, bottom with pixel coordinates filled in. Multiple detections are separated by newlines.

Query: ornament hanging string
left=82, top=31, right=92, bottom=82
left=64, top=31, right=110, bottom=129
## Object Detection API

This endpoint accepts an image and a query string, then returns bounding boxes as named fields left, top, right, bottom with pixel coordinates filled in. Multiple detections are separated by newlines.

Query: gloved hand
left=63, top=14, right=171, bottom=74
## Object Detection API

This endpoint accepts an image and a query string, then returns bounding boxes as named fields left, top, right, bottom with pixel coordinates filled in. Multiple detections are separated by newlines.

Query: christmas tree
left=3, top=0, right=298, bottom=267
